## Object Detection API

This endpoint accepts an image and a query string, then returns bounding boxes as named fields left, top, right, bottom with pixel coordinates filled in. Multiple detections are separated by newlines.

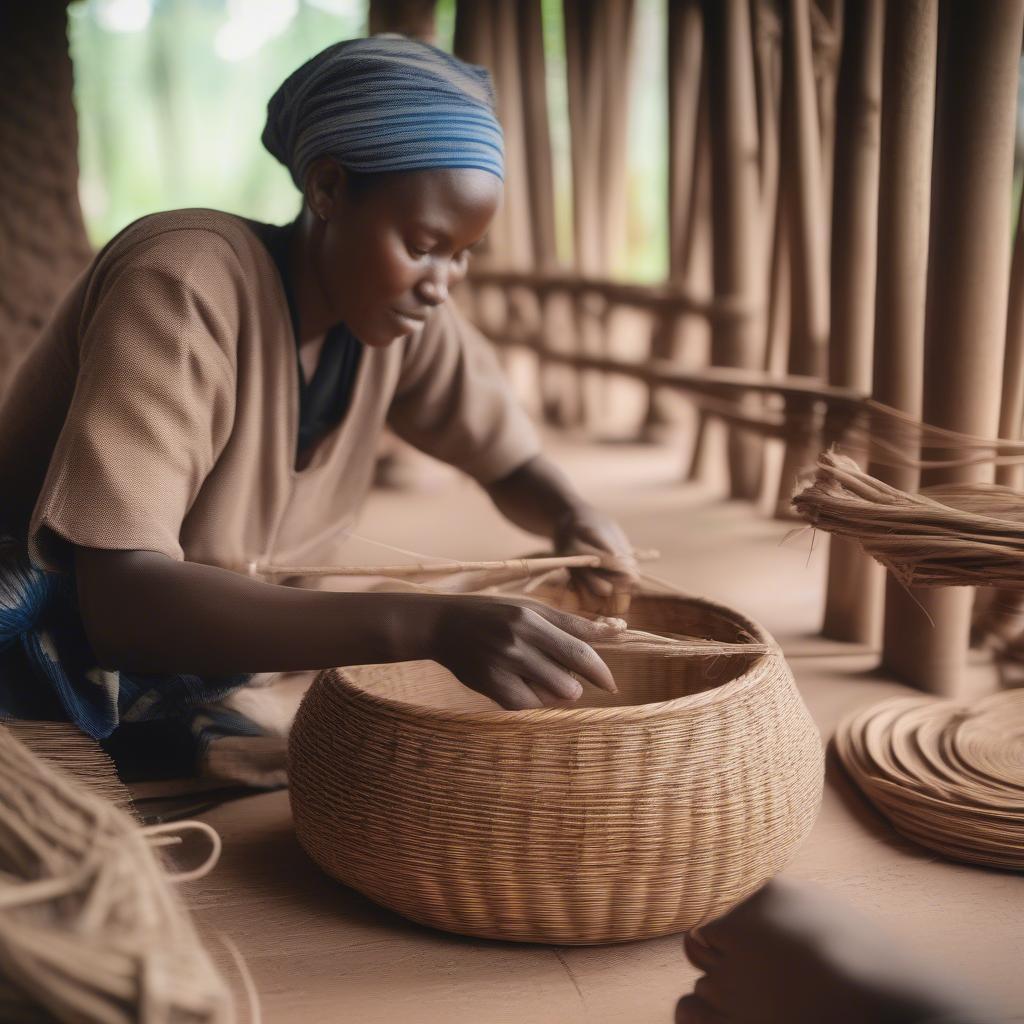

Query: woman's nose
left=418, top=265, right=450, bottom=306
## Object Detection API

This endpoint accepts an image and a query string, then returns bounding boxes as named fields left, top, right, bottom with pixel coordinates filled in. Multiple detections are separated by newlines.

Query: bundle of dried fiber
left=250, top=549, right=656, bottom=615
left=0, top=724, right=236, bottom=1023
left=662, top=385, right=1024, bottom=474
left=838, top=398, right=1024, bottom=472
left=792, top=450, right=1024, bottom=588
left=2, top=720, right=133, bottom=811
left=835, top=691, right=1024, bottom=871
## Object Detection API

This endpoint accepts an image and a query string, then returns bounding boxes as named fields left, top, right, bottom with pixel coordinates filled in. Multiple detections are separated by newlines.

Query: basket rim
left=320, top=590, right=789, bottom=728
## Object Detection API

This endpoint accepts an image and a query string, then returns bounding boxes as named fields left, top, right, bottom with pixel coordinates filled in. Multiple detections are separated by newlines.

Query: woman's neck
left=288, top=210, right=335, bottom=344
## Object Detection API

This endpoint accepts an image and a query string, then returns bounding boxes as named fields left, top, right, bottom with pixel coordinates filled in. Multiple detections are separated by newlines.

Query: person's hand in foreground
left=677, top=878, right=1000, bottom=1024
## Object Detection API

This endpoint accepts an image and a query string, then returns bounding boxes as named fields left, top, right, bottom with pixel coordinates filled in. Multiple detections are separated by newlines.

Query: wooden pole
left=368, top=0, right=437, bottom=41
left=774, top=0, right=829, bottom=517
left=516, top=0, right=568, bottom=427
left=821, top=0, right=884, bottom=644
left=996, top=184, right=1024, bottom=490
left=646, top=0, right=704, bottom=436
left=870, top=0, right=934, bottom=488
left=873, top=0, right=937, bottom=683
left=704, top=0, right=766, bottom=500
left=600, top=0, right=636, bottom=274
left=563, top=0, right=637, bottom=429
left=563, top=0, right=602, bottom=425
left=453, top=1, right=502, bottom=262
left=974, top=184, right=1024, bottom=649
left=563, top=0, right=602, bottom=275
left=668, top=0, right=705, bottom=283
left=491, top=0, right=533, bottom=271
left=517, top=0, right=558, bottom=272
left=882, top=0, right=1024, bottom=696
left=812, top=0, right=843, bottom=257
left=752, top=0, right=781, bottom=280
left=0, top=1, right=92, bottom=399
left=682, top=73, right=717, bottom=481
left=756, top=0, right=792, bottom=386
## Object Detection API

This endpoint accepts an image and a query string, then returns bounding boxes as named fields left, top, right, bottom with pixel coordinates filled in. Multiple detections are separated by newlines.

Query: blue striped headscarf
left=263, top=34, right=505, bottom=189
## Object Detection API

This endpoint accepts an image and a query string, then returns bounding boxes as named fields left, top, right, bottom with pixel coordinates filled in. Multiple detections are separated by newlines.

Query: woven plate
left=835, top=690, right=1024, bottom=871
left=288, top=591, right=824, bottom=944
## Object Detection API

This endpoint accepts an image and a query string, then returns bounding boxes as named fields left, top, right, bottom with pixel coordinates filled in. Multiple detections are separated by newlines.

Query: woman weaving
left=0, top=36, right=637, bottom=778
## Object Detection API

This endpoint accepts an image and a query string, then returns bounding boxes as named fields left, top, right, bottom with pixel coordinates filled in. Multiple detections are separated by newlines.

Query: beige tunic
left=0, top=209, right=539, bottom=576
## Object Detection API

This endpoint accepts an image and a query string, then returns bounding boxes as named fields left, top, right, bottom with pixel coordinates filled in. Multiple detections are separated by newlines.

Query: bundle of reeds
left=0, top=724, right=236, bottom=1023
left=792, top=450, right=1024, bottom=588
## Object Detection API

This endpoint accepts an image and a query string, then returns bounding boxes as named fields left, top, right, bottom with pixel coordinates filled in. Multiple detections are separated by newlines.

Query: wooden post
left=774, top=0, right=829, bottom=517
left=492, top=0, right=534, bottom=271
left=996, top=184, right=1024, bottom=490
left=563, top=0, right=603, bottom=425
left=812, top=0, right=843, bottom=257
left=753, top=0, right=782, bottom=278
left=517, top=0, right=558, bottom=272
left=599, top=0, right=636, bottom=274
left=682, top=74, right=716, bottom=481
left=882, top=0, right=1024, bottom=696
left=515, top=0, right=569, bottom=427
left=0, top=1, right=92, bottom=399
left=668, top=0, right=704, bottom=284
left=562, top=0, right=637, bottom=430
left=368, top=0, right=437, bottom=42
left=646, top=0, right=704, bottom=437
left=704, top=0, right=766, bottom=500
left=758, top=0, right=790, bottom=382
left=872, top=0, right=936, bottom=679
left=453, top=1, right=501, bottom=262
left=820, top=0, right=884, bottom=644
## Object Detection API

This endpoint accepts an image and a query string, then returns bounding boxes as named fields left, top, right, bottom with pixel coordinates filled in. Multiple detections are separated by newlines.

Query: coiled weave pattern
left=288, top=591, right=824, bottom=944
left=835, top=690, right=1024, bottom=871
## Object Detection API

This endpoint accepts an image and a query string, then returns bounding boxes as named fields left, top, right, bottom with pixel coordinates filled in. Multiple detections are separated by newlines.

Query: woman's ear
left=303, top=157, right=349, bottom=223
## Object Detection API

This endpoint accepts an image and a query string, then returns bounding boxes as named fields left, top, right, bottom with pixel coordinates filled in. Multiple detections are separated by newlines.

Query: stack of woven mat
left=835, top=690, right=1024, bottom=871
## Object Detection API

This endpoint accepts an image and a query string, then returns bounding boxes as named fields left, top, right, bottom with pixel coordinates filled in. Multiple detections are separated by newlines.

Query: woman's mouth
left=389, top=307, right=428, bottom=332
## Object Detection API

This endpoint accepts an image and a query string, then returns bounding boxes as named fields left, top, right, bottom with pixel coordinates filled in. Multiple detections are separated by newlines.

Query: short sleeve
left=29, top=232, right=241, bottom=571
left=386, top=301, right=541, bottom=483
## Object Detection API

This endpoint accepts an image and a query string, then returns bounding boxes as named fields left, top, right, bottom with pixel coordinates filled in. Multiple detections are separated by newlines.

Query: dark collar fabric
left=250, top=220, right=364, bottom=461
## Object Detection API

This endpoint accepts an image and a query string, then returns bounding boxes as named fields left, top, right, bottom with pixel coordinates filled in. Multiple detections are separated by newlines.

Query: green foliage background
left=69, top=0, right=667, bottom=281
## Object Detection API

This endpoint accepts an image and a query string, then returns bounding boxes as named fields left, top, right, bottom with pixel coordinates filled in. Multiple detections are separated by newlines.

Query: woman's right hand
left=423, top=596, right=625, bottom=710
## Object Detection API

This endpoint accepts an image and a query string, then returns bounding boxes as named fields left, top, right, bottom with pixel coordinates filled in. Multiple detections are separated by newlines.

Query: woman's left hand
left=554, top=505, right=639, bottom=615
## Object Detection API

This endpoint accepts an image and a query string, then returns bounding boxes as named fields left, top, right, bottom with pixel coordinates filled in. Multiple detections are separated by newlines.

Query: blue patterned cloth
left=262, top=34, right=504, bottom=188
left=0, top=535, right=254, bottom=775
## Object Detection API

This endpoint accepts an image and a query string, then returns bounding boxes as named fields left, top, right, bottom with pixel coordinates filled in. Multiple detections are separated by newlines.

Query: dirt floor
left=187, top=429, right=1024, bottom=1023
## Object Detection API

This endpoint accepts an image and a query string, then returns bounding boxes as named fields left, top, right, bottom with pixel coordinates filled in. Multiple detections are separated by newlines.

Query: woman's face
left=306, top=163, right=501, bottom=346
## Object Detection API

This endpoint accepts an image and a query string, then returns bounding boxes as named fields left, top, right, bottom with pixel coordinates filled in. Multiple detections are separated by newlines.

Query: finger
left=675, top=995, right=725, bottom=1024
left=513, top=646, right=584, bottom=702
left=692, top=977, right=726, bottom=1013
left=683, top=932, right=722, bottom=974
left=520, top=676, right=578, bottom=708
left=524, top=614, right=620, bottom=694
left=485, top=670, right=545, bottom=711
left=567, top=523, right=639, bottom=566
left=565, top=537, right=640, bottom=579
left=574, top=570, right=639, bottom=618
left=575, top=570, right=615, bottom=597
left=531, top=603, right=627, bottom=644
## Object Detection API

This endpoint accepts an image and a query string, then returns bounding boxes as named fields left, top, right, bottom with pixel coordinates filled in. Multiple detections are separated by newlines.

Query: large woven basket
left=288, top=590, right=824, bottom=944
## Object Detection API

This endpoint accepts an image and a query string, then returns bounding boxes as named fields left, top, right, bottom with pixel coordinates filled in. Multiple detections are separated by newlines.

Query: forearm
left=75, top=548, right=435, bottom=676
left=484, top=453, right=589, bottom=539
